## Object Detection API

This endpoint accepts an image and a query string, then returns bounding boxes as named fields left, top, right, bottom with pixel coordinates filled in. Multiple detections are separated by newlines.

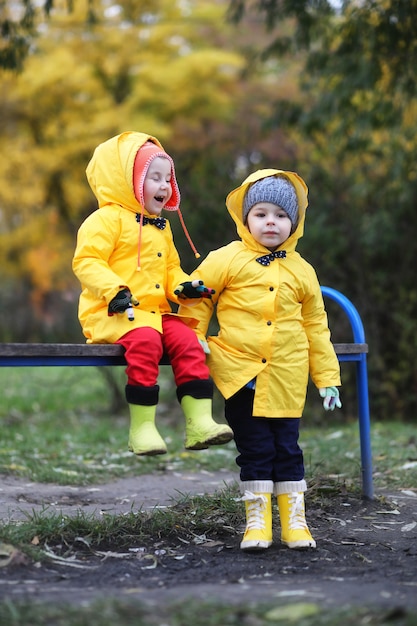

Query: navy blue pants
left=225, top=387, right=305, bottom=483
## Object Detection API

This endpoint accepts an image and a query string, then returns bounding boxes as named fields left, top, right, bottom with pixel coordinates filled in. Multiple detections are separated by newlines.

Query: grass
left=1, top=365, right=417, bottom=625
left=0, top=365, right=236, bottom=483
left=0, top=599, right=416, bottom=626
left=1, top=365, right=416, bottom=489
left=0, top=484, right=242, bottom=551
left=303, top=421, right=417, bottom=492
left=0, top=599, right=415, bottom=626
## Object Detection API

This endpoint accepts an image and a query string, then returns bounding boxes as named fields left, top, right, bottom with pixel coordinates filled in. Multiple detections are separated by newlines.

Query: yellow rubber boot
left=275, top=480, right=316, bottom=549
left=240, top=480, right=274, bottom=551
left=180, top=396, right=233, bottom=450
left=128, top=404, right=167, bottom=456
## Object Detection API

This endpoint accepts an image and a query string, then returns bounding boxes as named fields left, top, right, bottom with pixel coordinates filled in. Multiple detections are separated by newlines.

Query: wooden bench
left=0, top=343, right=167, bottom=367
left=0, top=341, right=366, bottom=367
left=0, top=288, right=373, bottom=499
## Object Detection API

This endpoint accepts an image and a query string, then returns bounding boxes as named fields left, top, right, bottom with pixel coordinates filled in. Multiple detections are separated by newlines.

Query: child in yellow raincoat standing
left=179, top=169, right=341, bottom=551
left=73, top=131, right=233, bottom=456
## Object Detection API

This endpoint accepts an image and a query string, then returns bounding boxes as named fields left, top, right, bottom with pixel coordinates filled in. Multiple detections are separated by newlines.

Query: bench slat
left=333, top=343, right=368, bottom=354
left=0, top=343, right=171, bottom=366
left=0, top=343, right=125, bottom=357
left=0, top=342, right=367, bottom=367
left=0, top=342, right=368, bottom=357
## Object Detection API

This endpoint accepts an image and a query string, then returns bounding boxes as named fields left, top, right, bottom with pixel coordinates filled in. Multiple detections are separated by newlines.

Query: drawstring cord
left=177, top=209, right=200, bottom=260
left=136, top=209, right=200, bottom=271
left=137, top=212, right=144, bottom=271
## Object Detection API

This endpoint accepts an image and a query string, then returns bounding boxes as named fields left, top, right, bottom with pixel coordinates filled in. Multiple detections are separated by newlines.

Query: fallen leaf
left=354, top=552, right=372, bottom=563
left=327, top=517, right=347, bottom=526
left=42, top=544, right=98, bottom=570
left=129, top=547, right=147, bottom=553
left=52, top=468, right=79, bottom=476
left=399, top=462, right=417, bottom=470
left=376, top=509, right=400, bottom=515
left=265, top=603, right=321, bottom=622
left=74, top=536, right=92, bottom=549
left=141, top=555, right=158, bottom=570
left=0, top=543, right=28, bottom=567
left=325, top=431, right=343, bottom=440
left=94, top=551, right=132, bottom=559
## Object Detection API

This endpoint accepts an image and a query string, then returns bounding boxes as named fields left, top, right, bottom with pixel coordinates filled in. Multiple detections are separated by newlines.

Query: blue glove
left=319, top=387, right=342, bottom=411
left=174, top=280, right=215, bottom=300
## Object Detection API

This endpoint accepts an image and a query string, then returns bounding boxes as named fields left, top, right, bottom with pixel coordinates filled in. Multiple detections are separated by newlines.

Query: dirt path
left=1, top=471, right=417, bottom=612
left=0, top=469, right=236, bottom=521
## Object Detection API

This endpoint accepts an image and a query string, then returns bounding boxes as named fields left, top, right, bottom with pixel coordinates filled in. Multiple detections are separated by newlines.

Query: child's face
left=142, top=157, right=173, bottom=216
left=246, top=202, right=292, bottom=250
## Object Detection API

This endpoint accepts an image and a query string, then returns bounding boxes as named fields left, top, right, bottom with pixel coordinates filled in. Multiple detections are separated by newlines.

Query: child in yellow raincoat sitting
left=179, top=169, right=341, bottom=551
left=73, top=131, right=233, bottom=456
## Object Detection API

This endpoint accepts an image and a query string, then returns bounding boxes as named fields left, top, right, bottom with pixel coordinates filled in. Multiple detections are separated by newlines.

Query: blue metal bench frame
left=321, top=286, right=373, bottom=499
left=0, top=287, right=373, bottom=498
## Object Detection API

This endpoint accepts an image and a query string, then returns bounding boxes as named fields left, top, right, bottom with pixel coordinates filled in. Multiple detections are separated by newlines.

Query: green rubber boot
left=180, top=396, right=234, bottom=450
left=128, top=404, right=167, bottom=456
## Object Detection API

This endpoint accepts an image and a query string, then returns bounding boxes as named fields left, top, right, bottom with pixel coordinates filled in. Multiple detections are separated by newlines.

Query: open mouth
left=155, top=196, right=165, bottom=203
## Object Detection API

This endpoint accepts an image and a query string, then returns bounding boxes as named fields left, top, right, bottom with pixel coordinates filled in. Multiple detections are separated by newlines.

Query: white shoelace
left=288, top=492, right=308, bottom=530
left=241, top=491, right=268, bottom=530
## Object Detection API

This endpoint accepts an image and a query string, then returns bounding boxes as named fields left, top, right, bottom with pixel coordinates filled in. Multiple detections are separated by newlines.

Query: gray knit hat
left=243, top=176, right=298, bottom=227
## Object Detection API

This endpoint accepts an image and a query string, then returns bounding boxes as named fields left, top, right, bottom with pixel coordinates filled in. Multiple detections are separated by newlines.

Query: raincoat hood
left=85, top=131, right=199, bottom=264
left=85, top=131, right=180, bottom=216
left=226, top=169, right=309, bottom=254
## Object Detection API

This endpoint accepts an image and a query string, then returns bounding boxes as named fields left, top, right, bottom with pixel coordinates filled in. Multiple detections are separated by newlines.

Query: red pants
left=116, top=315, right=209, bottom=387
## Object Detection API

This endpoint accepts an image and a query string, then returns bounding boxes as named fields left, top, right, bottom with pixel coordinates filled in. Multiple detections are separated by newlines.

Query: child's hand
left=319, top=387, right=342, bottom=411
left=174, top=280, right=215, bottom=299
left=108, top=288, right=139, bottom=316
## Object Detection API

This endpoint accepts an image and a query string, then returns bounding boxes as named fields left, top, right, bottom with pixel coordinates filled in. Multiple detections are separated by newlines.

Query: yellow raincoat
left=179, top=169, right=341, bottom=418
left=72, top=131, right=197, bottom=344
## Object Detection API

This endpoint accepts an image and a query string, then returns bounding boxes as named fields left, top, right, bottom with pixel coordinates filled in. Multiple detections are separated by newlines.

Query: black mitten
left=108, top=288, right=133, bottom=314
left=174, top=281, right=215, bottom=299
